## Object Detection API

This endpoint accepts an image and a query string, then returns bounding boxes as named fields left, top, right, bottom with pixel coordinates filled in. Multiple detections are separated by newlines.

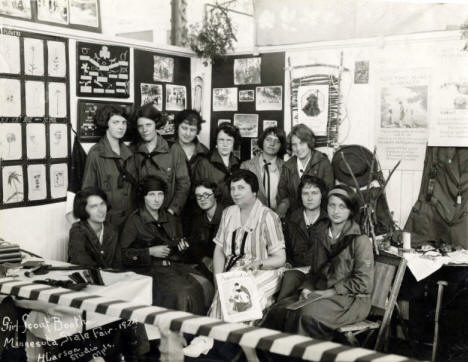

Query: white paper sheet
left=0, top=34, right=20, bottom=74
left=0, top=78, right=21, bottom=117
left=49, top=123, right=68, bottom=158
left=25, top=81, right=45, bottom=117
left=50, top=163, right=68, bottom=198
left=26, top=123, right=46, bottom=159
left=0, top=123, right=22, bottom=160
left=24, top=38, right=44, bottom=76
left=47, top=41, right=67, bottom=77
left=48, top=82, right=67, bottom=118
left=2, top=165, right=24, bottom=204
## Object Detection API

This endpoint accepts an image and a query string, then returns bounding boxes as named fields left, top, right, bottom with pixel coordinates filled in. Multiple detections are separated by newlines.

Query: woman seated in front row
left=184, top=169, right=286, bottom=358
left=120, top=175, right=212, bottom=315
left=266, top=184, right=374, bottom=341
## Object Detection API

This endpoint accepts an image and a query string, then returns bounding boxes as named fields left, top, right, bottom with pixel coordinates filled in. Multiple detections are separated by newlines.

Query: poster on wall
left=376, top=68, right=429, bottom=171
left=0, top=0, right=32, bottom=19
left=27, top=164, right=47, bottom=201
left=77, top=100, right=132, bottom=142
left=25, top=81, right=45, bottom=117
left=50, top=163, right=68, bottom=199
left=0, top=34, right=20, bottom=74
left=429, top=53, right=468, bottom=146
left=0, top=78, right=21, bottom=118
left=37, top=0, right=69, bottom=24
left=239, top=90, right=254, bottom=102
left=263, top=120, right=277, bottom=130
left=2, top=165, right=24, bottom=204
left=50, top=124, right=68, bottom=158
left=165, top=84, right=186, bottom=111
left=159, top=114, right=174, bottom=136
left=234, top=57, right=261, bottom=85
left=297, top=84, right=329, bottom=136
left=213, top=87, right=238, bottom=111
left=140, top=83, right=163, bottom=110
left=256, top=86, right=282, bottom=111
left=77, top=41, right=130, bottom=98
left=70, top=0, right=100, bottom=28
left=234, top=114, right=259, bottom=138
left=48, top=82, right=68, bottom=118
left=24, top=38, right=45, bottom=76
left=153, top=55, right=174, bottom=82
left=0, top=123, right=22, bottom=160
left=26, top=123, right=46, bottom=159
left=47, top=40, right=67, bottom=77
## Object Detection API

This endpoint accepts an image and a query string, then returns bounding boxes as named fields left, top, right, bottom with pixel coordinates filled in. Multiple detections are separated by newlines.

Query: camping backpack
left=405, top=147, right=468, bottom=249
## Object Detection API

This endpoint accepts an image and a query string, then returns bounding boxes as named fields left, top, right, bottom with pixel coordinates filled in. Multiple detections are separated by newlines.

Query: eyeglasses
left=195, top=192, right=214, bottom=200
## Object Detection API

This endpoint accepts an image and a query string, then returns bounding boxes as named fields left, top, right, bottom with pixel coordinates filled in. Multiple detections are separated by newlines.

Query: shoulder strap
left=113, top=158, right=138, bottom=189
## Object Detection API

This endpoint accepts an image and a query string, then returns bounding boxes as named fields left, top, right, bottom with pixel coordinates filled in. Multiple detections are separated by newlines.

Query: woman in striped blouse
left=184, top=169, right=286, bottom=358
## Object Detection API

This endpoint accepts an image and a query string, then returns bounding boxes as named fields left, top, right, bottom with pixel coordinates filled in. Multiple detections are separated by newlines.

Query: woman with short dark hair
left=193, top=122, right=241, bottom=205
left=276, top=124, right=334, bottom=219
left=69, top=187, right=121, bottom=269
left=82, top=105, right=133, bottom=228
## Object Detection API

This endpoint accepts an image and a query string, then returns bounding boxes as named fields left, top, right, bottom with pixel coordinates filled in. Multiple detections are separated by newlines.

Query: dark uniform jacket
left=82, top=137, right=134, bottom=227
left=128, top=134, right=190, bottom=215
left=120, top=207, right=183, bottom=269
left=277, top=151, right=334, bottom=217
left=169, top=139, right=210, bottom=180
left=68, top=220, right=121, bottom=269
left=285, top=207, right=328, bottom=267
left=192, top=150, right=240, bottom=205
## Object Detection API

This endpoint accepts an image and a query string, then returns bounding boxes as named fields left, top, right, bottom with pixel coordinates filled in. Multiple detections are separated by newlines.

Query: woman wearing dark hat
left=266, top=185, right=374, bottom=340
left=276, top=124, right=334, bottom=219
left=82, top=104, right=133, bottom=228
left=192, top=122, right=241, bottom=205
left=120, top=175, right=210, bottom=314
left=128, top=103, right=190, bottom=217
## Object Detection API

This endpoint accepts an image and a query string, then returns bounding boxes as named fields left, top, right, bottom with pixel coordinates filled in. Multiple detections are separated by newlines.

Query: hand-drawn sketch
left=28, top=164, right=47, bottom=201
left=153, top=55, right=174, bottom=82
left=48, top=82, right=67, bottom=118
left=26, top=123, right=46, bottom=159
left=213, top=87, right=238, bottom=111
left=0, top=78, right=21, bottom=117
left=50, top=123, right=68, bottom=158
left=380, top=86, right=428, bottom=129
left=2, top=165, right=24, bottom=204
left=47, top=41, right=66, bottom=77
left=165, top=85, right=186, bottom=111
left=233, top=114, right=259, bottom=137
left=234, top=57, right=261, bottom=85
left=37, top=0, right=69, bottom=24
left=263, top=120, right=278, bottom=130
left=50, top=163, right=68, bottom=198
left=141, top=83, right=163, bottom=110
left=256, top=86, right=282, bottom=111
left=0, top=123, right=22, bottom=160
left=25, top=81, right=45, bottom=117
left=0, top=34, right=20, bottom=74
left=24, top=38, right=44, bottom=76
left=0, top=0, right=32, bottom=19
left=70, top=0, right=100, bottom=28
left=239, top=90, right=254, bottom=102
left=297, top=84, right=329, bottom=136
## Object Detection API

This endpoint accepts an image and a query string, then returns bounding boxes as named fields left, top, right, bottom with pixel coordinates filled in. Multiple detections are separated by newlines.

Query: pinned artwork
left=37, top=0, right=69, bottom=24
left=153, top=55, right=174, bottom=82
left=70, top=0, right=100, bottom=28
left=256, top=86, right=282, bottom=111
left=48, top=82, right=67, bottom=118
left=2, top=165, right=24, bottom=204
left=0, top=0, right=32, bottom=19
left=47, top=41, right=67, bottom=77
left=233, top=114, right=259, bottom=138
left=263, top=120, right=278, bottom=130
left=24, top=38, right=44, bottom=76
left=27, top=164, right=47, bottom=201
left=50, top=163, right=68, bottom=198
left=354, top=61, right=370, bottom=84
left=0, top=34, right=20, bottom=74
left=25, top=81, right=45, bottom=117
left=239, top=90, right=254, bottom=102
left=26, top=123, right=46, bottom=159
left=297, top=84, right=329, bottom=136
left=165, top=85, right=186, bottom=111
left=0, top=123, right=22, bottom=160
left=234, top=57, right=261, bottom=85
left=49, top=123, right=68, bottom=158
left=213, top=88, right=238, bottom=112
left=77, top=42, right=130, bottom=98
left=159, top=114, right=175, bottom=136
left=0, top=78, right=21, bottom=117
left=141, top=83, right=163, bottom=110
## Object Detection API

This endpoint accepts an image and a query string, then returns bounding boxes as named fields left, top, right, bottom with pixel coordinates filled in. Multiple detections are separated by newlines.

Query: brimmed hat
left=332, top=145, right=377, bottom=187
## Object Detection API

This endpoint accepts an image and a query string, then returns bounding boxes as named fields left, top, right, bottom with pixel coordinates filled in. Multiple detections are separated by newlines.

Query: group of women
left=69, top=103, right=375, bottom=360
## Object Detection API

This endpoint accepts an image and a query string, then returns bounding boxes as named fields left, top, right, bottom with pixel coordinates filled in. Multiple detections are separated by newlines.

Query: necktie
left=263, top=160, right=271, bottom=208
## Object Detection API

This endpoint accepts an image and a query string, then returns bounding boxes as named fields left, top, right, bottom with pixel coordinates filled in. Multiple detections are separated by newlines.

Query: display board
left=133, top=49, right=191, bottom=136
left=0, top=27, right=70, bottom=209
left=211, top=52, right=285, bottom=160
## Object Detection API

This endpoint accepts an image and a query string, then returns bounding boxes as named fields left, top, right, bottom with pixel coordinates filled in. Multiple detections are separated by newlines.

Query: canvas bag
left=405, top=147, right=468, bottom=248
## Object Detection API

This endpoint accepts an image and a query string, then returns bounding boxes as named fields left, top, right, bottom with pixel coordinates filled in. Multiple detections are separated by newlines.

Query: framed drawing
left=27, top=164, right=47, bottom=201
left=2, top=165, right=24, bottom=204
left=0, top=123, right=22, bottom=160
